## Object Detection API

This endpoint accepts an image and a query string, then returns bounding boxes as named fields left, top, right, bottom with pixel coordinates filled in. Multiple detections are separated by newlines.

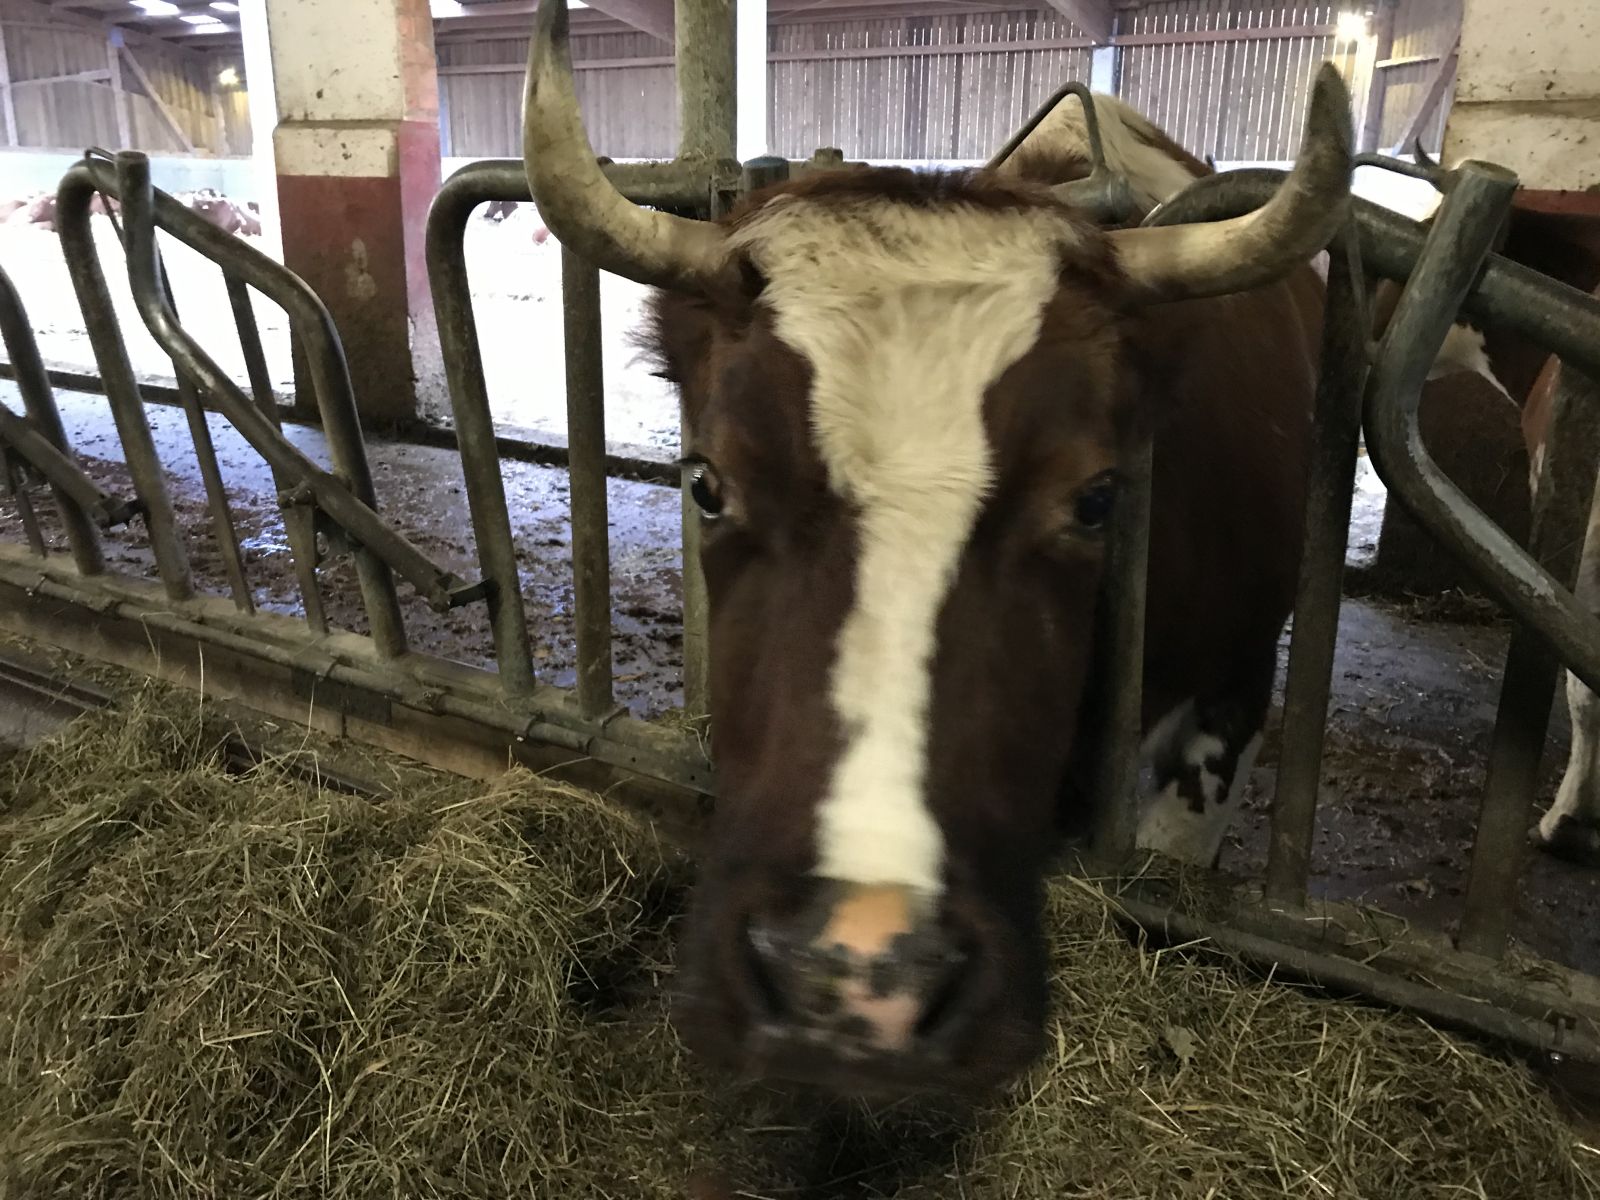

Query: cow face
left=648, top=173, right=1132, bottom=1095
left=520, top=0, right=1350, bottom=1101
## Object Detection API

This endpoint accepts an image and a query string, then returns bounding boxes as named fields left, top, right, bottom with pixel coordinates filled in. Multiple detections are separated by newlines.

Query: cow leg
left=1536, top=670, right=1600, bottom=865
left=1135, top=655, right=1272, bottom=867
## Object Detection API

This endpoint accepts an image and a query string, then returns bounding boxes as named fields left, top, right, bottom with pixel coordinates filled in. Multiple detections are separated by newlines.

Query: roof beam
left=1040, top=0, right=1112, bottom=43
left=573, top=0, right=674, bottom=42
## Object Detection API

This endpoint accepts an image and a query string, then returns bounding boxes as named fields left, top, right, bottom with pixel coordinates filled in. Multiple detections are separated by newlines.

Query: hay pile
left=1, top=687, right=1596, bottom=1200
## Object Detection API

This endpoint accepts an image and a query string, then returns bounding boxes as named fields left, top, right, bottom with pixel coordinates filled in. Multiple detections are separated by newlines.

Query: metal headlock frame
left=2, top=4, right=1600, bottom=1072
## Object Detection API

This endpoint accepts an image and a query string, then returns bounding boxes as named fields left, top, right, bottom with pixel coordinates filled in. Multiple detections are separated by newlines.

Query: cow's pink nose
left=744, top=882, right=973, bottom=1059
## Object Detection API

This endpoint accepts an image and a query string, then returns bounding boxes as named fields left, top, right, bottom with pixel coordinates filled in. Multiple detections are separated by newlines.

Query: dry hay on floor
left=0, top=685, right=1596, bottom=1200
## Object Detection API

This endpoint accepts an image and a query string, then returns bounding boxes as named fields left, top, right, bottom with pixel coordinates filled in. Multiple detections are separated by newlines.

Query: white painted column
left=1444, top=0, right=1600, bottom=190
left=260, top=0, right=443, bottom=424
left=737, top=0, right=768, bottom=160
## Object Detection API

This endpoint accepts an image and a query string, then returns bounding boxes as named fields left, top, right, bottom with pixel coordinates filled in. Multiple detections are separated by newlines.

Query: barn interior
left=2, top=0, right=1600, bottom=1195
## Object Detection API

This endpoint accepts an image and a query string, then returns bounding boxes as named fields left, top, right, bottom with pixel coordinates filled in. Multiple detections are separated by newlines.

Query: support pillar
left=736, top=0, right=766, bottom=160
left=1443, top=0, right=1600, bottom=194
left=260, top=0, right=444, bottom=430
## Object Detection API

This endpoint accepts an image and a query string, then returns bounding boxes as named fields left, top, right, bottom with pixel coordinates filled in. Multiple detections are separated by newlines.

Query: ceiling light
left=1335, top=10, right=1370, bottom=41
left=211, top=1, right=240, bottom=9
left=130, top=0, right=180, bottom=15
left=217, top=65, right=240, bottom=86
left=181, top=14, right=225, bottom=24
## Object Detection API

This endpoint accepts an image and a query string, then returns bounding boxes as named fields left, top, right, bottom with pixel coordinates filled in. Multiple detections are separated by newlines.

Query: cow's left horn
left=1107, top=64, right=1352, bottom=303
left=523, top=0, right=731, bottom=292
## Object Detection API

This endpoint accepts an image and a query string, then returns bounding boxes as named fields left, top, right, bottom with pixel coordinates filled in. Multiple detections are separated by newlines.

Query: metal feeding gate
left=3, top=1, right=1600, bottom=1080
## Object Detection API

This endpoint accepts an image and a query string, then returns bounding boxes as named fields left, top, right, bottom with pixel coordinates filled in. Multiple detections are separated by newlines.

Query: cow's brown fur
left=646, top=163, right=1322, bottom=1095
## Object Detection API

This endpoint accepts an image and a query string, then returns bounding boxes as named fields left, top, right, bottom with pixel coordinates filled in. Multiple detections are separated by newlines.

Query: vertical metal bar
left=226, top=273, right=328, bottom=634
left=676, top=0, right=737, bottom=160
left=1266, top=234, right=1368, bottom=908
left=0, top=264, right=103, bottom=575
left=424, top=165, right=535, bottom=691
left=1460, top=366, right=1600, bottom=959
left=56, top=171, right=194, bottom=600
left=1089, top=436, right=1153, bottom=867
left=2, top=446, right=45, bottom=556
left=561, top=247, right=614, bottom=718
left=157, top=252, right=254, bottom=613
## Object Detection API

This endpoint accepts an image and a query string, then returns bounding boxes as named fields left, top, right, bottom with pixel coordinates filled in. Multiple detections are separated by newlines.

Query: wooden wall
left=0, top=0, right=240, bottom=156
left=436, top=0, right=1460, bottom=164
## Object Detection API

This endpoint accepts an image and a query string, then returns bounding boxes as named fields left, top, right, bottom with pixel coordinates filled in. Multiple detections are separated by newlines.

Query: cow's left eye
left=1072, top=475, right=1117, bottom=532
left=688, top=464, right=725, bottom=519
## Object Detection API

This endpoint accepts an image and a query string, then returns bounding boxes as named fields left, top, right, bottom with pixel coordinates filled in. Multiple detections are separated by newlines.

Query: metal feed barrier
left=3, top=0, right=1600, bottom=1077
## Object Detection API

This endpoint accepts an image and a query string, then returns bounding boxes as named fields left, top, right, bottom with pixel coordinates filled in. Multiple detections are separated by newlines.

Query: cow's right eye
left=689, top=465, right=725, bottom=519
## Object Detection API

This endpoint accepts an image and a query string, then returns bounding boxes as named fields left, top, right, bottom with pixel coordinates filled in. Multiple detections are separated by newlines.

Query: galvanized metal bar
left=1461, top=366, right=1600, bottom=958
left=225, top=274, right=328, bottom=635
left=561, top=247, right=615, bottom=718
left=2, top=445, right=45, bottom=556
left=1153, top=167, right=1600, bottom=695
left=0, top=550, right=715, bottom=796
left=0, top=400, right=136, bottom=529
left=676, top=0, right=736, bottom=161
left=156, top=252, right=254, bottom=614
left=64, top=157, right=427, bottom=654
left=1089, top=437, right=1153, bottom=866
left=1109, top=886, right=1600, bottom=1068
left=102, top=153, right=487, bottom=647
left=1157, top=169, right=1600, bottom=382
left=1265, top=233, right=1369, bottom=908
left=0, top=264, right=104, bottom=574
left=56, top=169, right=193, bottom=600
left=425, top=160, right=537, bottom=692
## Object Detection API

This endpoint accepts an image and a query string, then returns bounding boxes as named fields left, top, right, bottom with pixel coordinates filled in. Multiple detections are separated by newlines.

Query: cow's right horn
left=523, top=0, right=731, bottom=292
left=1107, top=63, right=1352, bottom=304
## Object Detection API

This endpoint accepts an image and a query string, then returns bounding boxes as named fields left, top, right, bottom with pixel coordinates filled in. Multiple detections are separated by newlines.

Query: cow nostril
left=913, top=941, right=976, bottom=1044
left=741, top=918, right=790, bottom=1020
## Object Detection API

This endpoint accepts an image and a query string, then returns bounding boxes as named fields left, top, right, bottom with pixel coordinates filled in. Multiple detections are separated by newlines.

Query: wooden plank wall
left=1378, top=0, right=1457, bottom=151
left=1117, top=2, right=1356, bottom=162
left=438, top=31, right=676, bottom=159
left=0, top=0, right=236, bottom=155
left=767, top=10, right=1093, bottom=160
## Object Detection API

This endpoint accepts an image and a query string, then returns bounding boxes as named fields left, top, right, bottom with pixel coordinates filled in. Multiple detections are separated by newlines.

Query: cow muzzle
left=718, top=881, right=989, bottom=1093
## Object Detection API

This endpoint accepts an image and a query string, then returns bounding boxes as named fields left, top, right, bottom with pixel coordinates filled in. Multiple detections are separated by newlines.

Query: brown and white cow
left=524, top=0, right=1351, bottom=1096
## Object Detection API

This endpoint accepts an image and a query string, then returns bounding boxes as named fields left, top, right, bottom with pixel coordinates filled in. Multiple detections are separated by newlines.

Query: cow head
left=524, top=0, right=1351, bottom=1098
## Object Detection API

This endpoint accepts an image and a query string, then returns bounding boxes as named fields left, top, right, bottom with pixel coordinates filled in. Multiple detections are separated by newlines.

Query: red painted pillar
left=260, top=0, right=442, bottom=430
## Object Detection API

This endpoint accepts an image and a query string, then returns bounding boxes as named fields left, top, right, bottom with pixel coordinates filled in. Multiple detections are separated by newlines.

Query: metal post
left=561, top=247, right=614, bottom=718
left=1089, top=436, right=1153, bottom=866
left=0, top=265, right=103, bottom=575
left=425, top=162, right=536, bottom=692
left=1266, top=234, right=1368, bottom=908
left=2, top=446, right=45, bottom=556
left=226, top=274, right=328, bottom=634
left=156, top=254, right=254, bottom=613
left=676, top=0, right=737, bottom=161
left=1460, top=366, right=1600, bottom=959
left=56, top=170, right=194, bottom=601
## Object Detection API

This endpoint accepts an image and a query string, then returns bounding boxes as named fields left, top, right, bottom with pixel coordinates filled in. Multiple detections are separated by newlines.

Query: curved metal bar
left=425, top=159, right=538, bottom=693
left=986, top=79, right=1140, bottom=226
left=0, top=399, right=136, bottom=528
left=108, top=152, right=482, bottom=628
left=0, top=264, right=111, bottom=569
left=1152, top=164, right=1600, bottom=695
left=57, top=165, right=193, bottom=599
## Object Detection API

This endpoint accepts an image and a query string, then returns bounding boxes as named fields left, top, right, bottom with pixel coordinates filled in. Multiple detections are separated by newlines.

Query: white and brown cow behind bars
left=524, top=0, right=1350, bottom=1097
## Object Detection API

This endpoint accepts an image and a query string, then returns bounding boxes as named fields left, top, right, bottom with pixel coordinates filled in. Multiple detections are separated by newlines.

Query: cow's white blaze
left=729, top=194, right=1078, bottom=897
